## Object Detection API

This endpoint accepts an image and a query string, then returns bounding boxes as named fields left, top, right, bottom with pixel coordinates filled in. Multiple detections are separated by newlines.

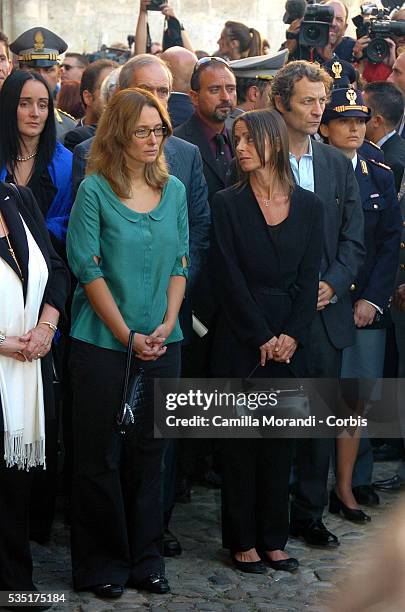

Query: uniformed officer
left=322, top=60, right=385, bottom=163
left=225, top=49, right=288, bottom=130
left=10, top=27, right=76, bottom=141
left=320, top=86, right=402, bottom=516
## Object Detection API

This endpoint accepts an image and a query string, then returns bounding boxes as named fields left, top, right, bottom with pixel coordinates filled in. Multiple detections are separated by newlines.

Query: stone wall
left=2, top=0, right=364, bottom=57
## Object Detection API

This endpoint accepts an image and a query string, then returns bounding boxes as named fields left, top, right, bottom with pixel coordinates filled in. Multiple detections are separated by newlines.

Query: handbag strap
left=121, top=330, right=136, bottom=406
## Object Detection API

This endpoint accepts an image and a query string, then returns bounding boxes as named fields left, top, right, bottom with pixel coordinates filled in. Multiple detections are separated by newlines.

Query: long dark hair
left=233, top=109, right=294, bottom=195
left=0, top=69, right=56, bottom=174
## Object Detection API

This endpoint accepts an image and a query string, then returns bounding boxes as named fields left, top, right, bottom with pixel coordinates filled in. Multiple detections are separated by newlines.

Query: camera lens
left=306, top=24, right=321, bottom=41
left=367, top=37, right=389, bottom=63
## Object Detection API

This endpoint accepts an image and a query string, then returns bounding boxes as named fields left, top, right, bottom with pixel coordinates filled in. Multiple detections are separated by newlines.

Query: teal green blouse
left=67, top=173, right=189, bottom=352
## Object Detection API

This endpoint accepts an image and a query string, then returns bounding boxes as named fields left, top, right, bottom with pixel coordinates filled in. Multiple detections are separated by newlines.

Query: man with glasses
left=60, top=52, right=88, bottom=84
left=10, top=26, right=76, bottom=141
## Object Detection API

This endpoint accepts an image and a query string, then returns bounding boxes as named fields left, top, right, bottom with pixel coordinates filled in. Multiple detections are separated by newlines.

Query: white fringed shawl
left=0, top=217, right=49, bottom=469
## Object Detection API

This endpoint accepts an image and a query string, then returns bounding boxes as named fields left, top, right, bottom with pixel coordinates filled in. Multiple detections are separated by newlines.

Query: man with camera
left=283, top=1, right=355, bottom=64
left=134, top=0, right=193, bottom=55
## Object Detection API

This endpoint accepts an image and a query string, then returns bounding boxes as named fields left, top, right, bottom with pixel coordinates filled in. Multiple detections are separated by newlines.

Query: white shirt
left=289, top=137, right=314, bottom=192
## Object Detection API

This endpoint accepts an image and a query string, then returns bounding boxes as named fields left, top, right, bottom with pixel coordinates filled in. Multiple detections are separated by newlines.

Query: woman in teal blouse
left=67, top=88, right=188, bottom=599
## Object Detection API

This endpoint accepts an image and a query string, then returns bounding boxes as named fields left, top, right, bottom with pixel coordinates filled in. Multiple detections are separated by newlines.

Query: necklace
left=0, top=212, right=24, bottom=281
left=16, top=150, right=37, bottom=162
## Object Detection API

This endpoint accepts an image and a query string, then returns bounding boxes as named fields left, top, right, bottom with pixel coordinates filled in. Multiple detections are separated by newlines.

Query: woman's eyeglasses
left=134, top=125, right=168, bottom=139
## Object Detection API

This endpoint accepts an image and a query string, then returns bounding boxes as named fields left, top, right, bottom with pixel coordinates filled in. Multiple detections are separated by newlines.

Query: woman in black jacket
left=211, top=109, right=323, bottom=573
left=0, top=181, right=69, bottom=597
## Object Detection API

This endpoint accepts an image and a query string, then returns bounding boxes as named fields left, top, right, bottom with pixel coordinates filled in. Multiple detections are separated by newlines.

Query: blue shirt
left=289, top=137, right=314, bottom=192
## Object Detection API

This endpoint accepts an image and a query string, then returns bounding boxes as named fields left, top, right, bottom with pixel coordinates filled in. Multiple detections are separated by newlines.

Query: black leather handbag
left=116, top=330, right=147, bottom=434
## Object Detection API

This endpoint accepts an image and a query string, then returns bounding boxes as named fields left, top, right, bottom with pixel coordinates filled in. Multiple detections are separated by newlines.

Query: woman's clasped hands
left=132, top=322, right=174, bottom=361
left=259, top=334, right=298, bottom=366
left=0, top=323, right=55, bottom=363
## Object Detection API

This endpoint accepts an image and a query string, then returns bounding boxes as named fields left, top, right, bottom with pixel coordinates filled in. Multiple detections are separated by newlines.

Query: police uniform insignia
left=346, top=89, right=357, bottom=105
left=34, top=31, right=44, bottom=52
left=360, top=159, right=368, bottom=175
left=368, top=159, right=393, bottom=172
left=331, top=61, right=342, bottom=80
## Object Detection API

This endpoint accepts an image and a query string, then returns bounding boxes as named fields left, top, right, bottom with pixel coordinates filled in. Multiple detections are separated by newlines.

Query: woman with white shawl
left=0, top=179, right=69, bottom=597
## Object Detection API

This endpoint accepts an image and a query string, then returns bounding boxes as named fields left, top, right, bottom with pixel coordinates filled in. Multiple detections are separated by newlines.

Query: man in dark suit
left=160, top=46, right=197, bottom=128
left=174, top=57, right=237, bottom=204
left=364, top=81, right=405, bottom=194
left=72, top=54, right=210, bottom=558
left=271, top=60, right=365, bottom=548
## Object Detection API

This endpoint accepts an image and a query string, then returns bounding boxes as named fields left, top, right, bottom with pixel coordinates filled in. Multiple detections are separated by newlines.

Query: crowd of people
left=0, top=0, right=405, bottom=606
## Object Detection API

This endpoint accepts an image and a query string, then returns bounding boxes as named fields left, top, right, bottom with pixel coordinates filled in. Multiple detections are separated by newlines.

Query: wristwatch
left=0, top=332, right=6, bottom=345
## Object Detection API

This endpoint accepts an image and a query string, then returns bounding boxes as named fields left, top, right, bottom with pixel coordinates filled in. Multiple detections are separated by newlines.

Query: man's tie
left=215, top=133, right=229, bottom=179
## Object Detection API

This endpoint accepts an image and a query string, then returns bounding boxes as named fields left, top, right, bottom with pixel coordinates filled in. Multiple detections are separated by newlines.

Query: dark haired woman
left=211, top=109, right=323, bottom=573
left=217, top=20, right=263, bottom=60
left=0, top=180, right=69, bottom=598
left=0, top=70, right=72, bottom=251
left=67, top=88, right=188, bottom=599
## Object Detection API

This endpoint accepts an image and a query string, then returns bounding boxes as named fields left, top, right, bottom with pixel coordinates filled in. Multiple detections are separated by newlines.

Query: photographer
left=351, top=4, right=405, bottom=82
left=283, top=1, right=356, bottom=64
left=134, top=0, right=193, bottom=55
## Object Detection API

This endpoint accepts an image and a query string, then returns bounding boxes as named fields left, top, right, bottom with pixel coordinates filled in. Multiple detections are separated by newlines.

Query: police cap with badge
left=10, top=27, right=76, bottom=140
left=321, top=85, right=371, bottom=124
left=323, top=58, right=356, bottom=89
left=229, top=48, right=288, bottom=81
left=10, top=27, right=67, bottom=68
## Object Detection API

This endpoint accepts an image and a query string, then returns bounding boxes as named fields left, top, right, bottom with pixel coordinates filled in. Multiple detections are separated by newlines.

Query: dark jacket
left=63, top=124, right=97, bottom=153
left=168, top=93, right=194, bottom=129
left=174, top=113, right=233, bottom=205
left=351, top=155, right=402, bottom=327
left=380, top=132, right=405, bottom=193
left=0, top=182, right=70, bottom=428
left=210, top=182, right=323, bottom=378
left=311, top=140, right=365, bottom=349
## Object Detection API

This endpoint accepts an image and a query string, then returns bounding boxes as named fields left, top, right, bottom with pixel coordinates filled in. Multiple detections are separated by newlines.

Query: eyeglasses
left=134, top=125, right=168, bottom=139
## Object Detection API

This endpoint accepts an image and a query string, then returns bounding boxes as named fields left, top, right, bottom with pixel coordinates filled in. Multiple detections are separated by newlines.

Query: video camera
left=353, top=4, right=405, bottom=63
left=85, top=39, right=133, bottom=65
left=299, top=0, right=334, bottom=48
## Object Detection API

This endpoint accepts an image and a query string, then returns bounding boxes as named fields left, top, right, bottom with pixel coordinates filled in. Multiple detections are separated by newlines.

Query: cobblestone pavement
left=13, top=461, right=404, bottom=611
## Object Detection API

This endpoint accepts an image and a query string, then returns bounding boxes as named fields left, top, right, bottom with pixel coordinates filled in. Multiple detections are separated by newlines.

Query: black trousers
left=221, top=438, right=294, bottom=553
left=0, top=418, right=57, bottom=591
left=69, top=339, right=180, bottom=590
left=290, top=312, right=342, bottom=522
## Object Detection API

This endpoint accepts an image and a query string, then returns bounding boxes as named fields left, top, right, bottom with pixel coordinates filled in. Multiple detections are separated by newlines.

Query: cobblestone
left=7, top=461, right=403, bottom=611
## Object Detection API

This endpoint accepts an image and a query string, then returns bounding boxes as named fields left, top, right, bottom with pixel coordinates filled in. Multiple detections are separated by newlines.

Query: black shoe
left=373, top=443, right=402, bottom=462
left=329, top=490, right=371, bottom=523
left=92, top=584, right=124, bottom=598
left=232, top=556, right=268, bottom=574
left=290, top=519, right=340, bottom=548
left=373, top=474, right=402, bottom=491
left=264, top=556, right=299, bottom=572
left=163, top=528, right=182, bottom=556
left=352, top=485, right=380, bottom=507
left=130, top=573, right=170, bottom=594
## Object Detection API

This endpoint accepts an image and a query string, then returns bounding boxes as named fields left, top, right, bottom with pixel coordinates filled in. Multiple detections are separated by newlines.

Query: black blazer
left=381, top=132, right=405, bottom=193
left=311, top=141, right=365, bottom=349
left=210, top=182, right=323, bottom=378
left=174, top=113, right=233, bottom=205
left=0, top=182, right=70, bottom=427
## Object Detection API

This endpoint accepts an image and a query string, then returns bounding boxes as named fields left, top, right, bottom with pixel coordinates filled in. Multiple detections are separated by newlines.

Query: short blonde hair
left=87, top=88, right=173, bottom=197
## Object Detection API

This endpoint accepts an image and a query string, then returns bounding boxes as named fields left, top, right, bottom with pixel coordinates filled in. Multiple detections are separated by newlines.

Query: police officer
left=320, top=86, right=402, bottom=515
left=10, top=27, right=76, bottom=141
left=322, top=59, right=385, bottom=163
left=225, top=49, right=288, bottom=130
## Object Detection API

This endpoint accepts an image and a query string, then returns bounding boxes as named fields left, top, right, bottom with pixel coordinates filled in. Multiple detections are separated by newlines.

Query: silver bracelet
left=0, top=332, right=6, bottom=345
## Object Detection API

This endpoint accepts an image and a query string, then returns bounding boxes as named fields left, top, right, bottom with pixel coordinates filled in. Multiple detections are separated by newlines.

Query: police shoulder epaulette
left=368, top=158, right=393, bottom=172
left=55, top=108, right=75, bottom=121
left=364, top=139, right=381, bottom=150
